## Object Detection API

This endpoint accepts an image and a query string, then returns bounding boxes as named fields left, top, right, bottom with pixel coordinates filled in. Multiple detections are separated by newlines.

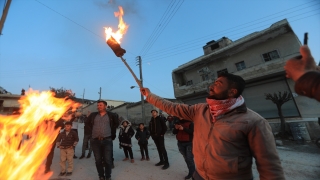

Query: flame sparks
left=105, top=6, right=129, bottom=44
left=0, top=90, right=79, bottom=180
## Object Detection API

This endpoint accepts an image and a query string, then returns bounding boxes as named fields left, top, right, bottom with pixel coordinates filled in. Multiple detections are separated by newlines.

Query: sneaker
left=162, top=163, right=169, bottom=170
left=99, top=177, right=105, bottom=180
left=122, top=158, right=129, bottom=161
left=73, top=155, right=78, bottom=159
left=131, top=159, right=134, bottom=163
left=86, top=153, right=91, bottom=158
left=155, top=161, right=165, bottom=166
left=140, top=156, right=145, bottom=161
left=79, top=154, right=85, bottom=159
left=146, top=157, right=150, bottom=161
left=66, top=172, right=72, bottom=176
left=59, top=172, right=66, bottom=176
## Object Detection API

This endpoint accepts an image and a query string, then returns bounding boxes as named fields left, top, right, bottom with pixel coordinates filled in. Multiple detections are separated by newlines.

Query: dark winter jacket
left=172, top=120, right=194, bottom=143
left=56, top=130, right=79, bottom=148
left=83, top=115, right=92, bottom=135
left=119, top=120, right=135, bottom=147
left=295, top=71, right=320, bottom=102
left=87, top=111, right=120, bottom=140
left=135, top=127, right=150, bottom=145
left=149, top=116, right=167, bottom=137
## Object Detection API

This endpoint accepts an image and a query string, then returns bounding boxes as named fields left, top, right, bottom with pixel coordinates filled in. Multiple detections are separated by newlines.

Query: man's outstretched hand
left=284, top=45, right=317, bottom=81
left=140, top=88, right=150, bottom=97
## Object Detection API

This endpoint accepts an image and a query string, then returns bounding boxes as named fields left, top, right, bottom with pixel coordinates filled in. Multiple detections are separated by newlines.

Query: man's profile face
left=97, top=102, right=107, bottom=112
left=208, top=77, right=231, bottom=100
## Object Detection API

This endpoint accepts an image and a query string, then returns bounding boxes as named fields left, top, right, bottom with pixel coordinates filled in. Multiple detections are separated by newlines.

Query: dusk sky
left=0, top=0, right=319, bottom=103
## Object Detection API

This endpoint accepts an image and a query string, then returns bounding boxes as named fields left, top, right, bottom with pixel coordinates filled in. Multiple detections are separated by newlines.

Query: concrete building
left=111, top=99, right=178, bottom=126
left=171, top=19, right=320, bottom=139
left=81, top=99, right=126, bottom=113
left=0, top=94, right=21, bottom=115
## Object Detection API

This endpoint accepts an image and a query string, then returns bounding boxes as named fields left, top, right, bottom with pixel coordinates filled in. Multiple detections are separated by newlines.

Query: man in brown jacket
left=140, top=73, right=285, bottom=180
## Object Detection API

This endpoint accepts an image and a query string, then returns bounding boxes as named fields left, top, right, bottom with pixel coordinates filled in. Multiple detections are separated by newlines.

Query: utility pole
left=82, top=88, right=85, bottom=104
left=136, top=56, right=145, bottom=125
left=98, top=87, right=101, bottom=99
left=0, top=0, right=12, bottom=35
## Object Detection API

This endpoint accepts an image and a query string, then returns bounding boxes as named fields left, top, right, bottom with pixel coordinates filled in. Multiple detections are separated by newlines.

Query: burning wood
left=104, top=6, right=142, bottom=88
left=106, top=36, right=126, bottom=57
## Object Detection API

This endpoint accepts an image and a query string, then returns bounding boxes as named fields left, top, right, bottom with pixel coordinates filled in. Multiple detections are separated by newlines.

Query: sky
left=0, top=0, right=319, bottom=103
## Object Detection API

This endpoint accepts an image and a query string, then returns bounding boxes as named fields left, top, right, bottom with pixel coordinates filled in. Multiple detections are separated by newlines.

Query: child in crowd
left=119, top=119, right=135, bottom=163
left=56, top=121, right=79, bottom=176
left=135, top=123, right=150, bottom=161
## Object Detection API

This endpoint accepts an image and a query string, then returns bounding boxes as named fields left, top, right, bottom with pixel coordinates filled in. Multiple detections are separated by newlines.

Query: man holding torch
left=140, top=73, right=285, bottom=180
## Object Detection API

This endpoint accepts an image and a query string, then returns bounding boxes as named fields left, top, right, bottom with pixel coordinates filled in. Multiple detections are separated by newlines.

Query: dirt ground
left=47, top=124, right=320, bottom=180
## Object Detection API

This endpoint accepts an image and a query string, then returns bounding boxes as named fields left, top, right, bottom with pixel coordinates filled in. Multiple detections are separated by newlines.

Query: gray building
left=171, top=19, right=320, bottom=139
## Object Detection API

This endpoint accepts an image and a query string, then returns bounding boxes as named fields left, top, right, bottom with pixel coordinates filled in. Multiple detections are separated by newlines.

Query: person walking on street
left=79, top=111, right=92, bottom=159
left=71, top=112, right=81, bottom=158
left=135, top=123, right=150, bottom=161
left=140, top=73, right=285, bottom=180
left=149, top=109, right=170, bottom=170
left=173, top=119, right=195, bottom=180
left=56, top=121, right=79, bottom=176
left=87, top=100, right=120, bottom=180
left=119, top=119, right=135, bottom=163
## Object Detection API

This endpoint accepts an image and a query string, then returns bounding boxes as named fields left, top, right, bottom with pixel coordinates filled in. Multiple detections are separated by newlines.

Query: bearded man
left=140, top=73, right=285, bottom=180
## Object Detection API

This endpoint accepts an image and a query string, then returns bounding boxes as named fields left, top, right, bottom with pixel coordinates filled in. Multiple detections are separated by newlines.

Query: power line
left=34, top=0, right=137, bottom=57
left=139, top=0, right=184, bottom=56
left=142, top=1, right=319, bottom=59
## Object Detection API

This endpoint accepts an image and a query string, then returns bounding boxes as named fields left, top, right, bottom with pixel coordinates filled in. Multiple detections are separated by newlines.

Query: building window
left=262, top=50, right=280, bottom=62
left=235, top=61, right=246, bottom=71
left=186, top=80, right=193, bottom=86
left=201, top=74, right=209, bottom=81
left=217, top=69, right=228, bottom=76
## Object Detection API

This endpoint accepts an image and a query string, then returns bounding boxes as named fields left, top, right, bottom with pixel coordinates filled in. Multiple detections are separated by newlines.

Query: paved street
left=47, top=123, right=320, bottom=180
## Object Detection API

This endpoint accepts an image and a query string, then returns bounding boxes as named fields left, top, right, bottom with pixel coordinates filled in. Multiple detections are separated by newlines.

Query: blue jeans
left=178, top=142, right=195, bottom=176
left=91, top=138, right=113, bottom=178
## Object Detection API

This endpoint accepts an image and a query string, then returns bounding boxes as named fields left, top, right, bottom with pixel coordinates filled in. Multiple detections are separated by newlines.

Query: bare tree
left=49, top=87, right=75, bottom=99
left=265, top=91, right=292, bottom=137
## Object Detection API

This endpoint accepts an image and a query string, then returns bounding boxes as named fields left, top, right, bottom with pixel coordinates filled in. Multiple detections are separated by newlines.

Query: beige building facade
left=172, top=19, right=320, bottom=139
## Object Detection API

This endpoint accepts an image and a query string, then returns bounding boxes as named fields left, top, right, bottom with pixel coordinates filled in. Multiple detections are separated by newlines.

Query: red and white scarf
left=206, top=95, right=244, bottom=122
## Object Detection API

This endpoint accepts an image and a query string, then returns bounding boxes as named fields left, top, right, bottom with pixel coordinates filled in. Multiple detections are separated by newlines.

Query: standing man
left=87, top=100, right=120, bottom=180
left=44, top=118, right=65, bottom=173
left=79, top=111, right=92, bottom=159
left=71, top=112, right=81, bottom=158
left=141, top=73, right=285, bottom=180
left=173, top=118, right=195, bottom=180
left=149, top=109, right=169, bottom=170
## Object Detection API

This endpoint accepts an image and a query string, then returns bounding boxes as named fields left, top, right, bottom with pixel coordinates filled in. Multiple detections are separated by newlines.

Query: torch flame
left=0, top=90, right=80, bottom=180
left=105, top=6, right=129, bottom=44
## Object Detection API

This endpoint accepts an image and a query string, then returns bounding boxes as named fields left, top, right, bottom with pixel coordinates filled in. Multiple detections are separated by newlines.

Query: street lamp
left=130, top=85, right=145, bottom=125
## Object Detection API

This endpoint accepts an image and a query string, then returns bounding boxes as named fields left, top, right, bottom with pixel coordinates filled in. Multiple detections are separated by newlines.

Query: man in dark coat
left=149, top=109, right=169, bottom=169
left=87, top=100, right=120, bottom=180
left=45, top=118, right=65, bottom=173
left=79, top=111, right=93, bottom=159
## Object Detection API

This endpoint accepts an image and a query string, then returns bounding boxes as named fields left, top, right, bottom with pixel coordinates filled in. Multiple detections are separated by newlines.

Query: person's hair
left=139, top=123, right=144, bottom=126
left=218, top=72, right=245, bottom=98
left=97, top=100, right=107, bottom=106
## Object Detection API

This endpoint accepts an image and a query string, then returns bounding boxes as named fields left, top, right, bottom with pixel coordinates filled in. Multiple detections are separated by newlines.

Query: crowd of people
left=44, top=45, right=319, bottom=180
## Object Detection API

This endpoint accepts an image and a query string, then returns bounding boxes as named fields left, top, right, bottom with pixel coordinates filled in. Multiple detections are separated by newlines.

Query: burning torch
left=105, top=6, right=142, bottom=88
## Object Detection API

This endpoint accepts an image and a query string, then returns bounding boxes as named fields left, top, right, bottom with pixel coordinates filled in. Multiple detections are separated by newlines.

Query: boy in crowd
left=135, top=123, right=150, bottom=161
left=119, top=119, right=135, bottom=163
left=56, top=121, right=79, bottom=176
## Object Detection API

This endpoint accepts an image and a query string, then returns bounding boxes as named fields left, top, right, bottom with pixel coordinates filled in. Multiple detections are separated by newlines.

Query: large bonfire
left=0, top=90, right=79, bottom=180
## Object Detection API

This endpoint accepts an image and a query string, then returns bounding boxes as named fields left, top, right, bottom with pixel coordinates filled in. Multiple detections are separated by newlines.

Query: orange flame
left=0, top=90, right=80, bottom=180
left=104, top=6, right=129, bottom=44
